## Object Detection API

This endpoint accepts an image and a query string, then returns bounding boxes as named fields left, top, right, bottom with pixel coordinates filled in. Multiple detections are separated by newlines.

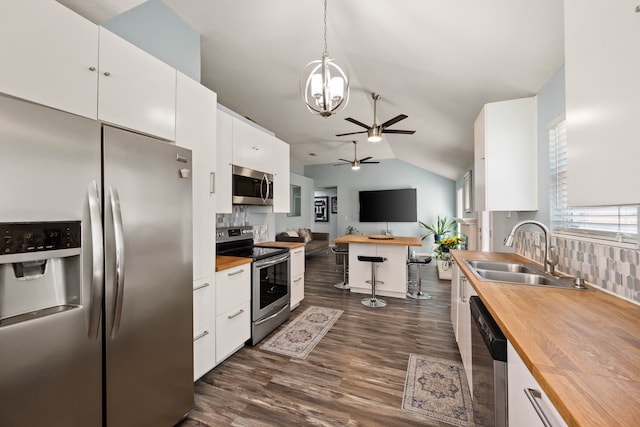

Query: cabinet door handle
left=194, top=330, right=209, bottom=342
left=460, top=276, right=467, bottom=303
left=103, top=71, right=111, bottom=76
left=210, top=172, right=215, bottom=194
left=227, top=309, right=244, bottom=319
left=293, top=277, right=302, bottom=283
left=88, top=66, right=96, bottom=72
left=193, top=282, right=210, bottom=291
left=228, top=269, right=245, bottom=277
left=524, top=388, right=554, bottom=427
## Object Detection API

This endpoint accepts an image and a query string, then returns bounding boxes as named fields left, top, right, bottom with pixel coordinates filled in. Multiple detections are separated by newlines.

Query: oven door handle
left=254, top=303, right=289, bottom=326
left=254, top=253, right=290, bottom=268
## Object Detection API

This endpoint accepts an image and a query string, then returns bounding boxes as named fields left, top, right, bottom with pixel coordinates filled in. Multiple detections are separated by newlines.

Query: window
left=550, top=117, right=638, bottom=243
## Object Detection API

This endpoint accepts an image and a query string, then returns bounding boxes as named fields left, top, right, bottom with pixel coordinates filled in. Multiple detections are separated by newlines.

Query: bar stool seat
left=330, top=246, right=350, bottom=290
left=358, top=255, right=387, bottom=308
left=407, top=256, right=432, bottom=300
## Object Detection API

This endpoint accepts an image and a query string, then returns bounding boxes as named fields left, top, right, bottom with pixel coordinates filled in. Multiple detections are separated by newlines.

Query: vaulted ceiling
left=59, top=0, right=564, bottom=180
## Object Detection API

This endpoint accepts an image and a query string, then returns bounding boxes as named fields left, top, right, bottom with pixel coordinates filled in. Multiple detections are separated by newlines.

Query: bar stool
left=358, top=255, right=387, bottom=308
left=330, top=246, right=350, bottom=290
left=407, top=256, right=433, bottom=300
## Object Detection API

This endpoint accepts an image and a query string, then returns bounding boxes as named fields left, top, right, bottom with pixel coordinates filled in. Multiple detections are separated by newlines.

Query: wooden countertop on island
left=254, top=241, right=306, bottom=249
left=451, top=250, right=640, bottom=427
left=333, top=234, right=422, bottom=246
left=215, top=255, right=251, bottom=272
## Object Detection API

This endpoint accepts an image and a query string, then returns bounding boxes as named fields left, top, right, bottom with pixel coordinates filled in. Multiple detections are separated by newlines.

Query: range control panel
left=0, top=221, right=81, bottom=255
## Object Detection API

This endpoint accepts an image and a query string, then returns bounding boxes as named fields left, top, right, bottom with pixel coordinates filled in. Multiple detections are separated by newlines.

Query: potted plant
left=419, top=216, right=456, bottom=243
left=434, top=235, right=464, bottom=260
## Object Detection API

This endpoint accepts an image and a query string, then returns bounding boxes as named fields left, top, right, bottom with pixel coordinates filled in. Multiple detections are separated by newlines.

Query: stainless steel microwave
left=232, top=165, right=273, bottom=206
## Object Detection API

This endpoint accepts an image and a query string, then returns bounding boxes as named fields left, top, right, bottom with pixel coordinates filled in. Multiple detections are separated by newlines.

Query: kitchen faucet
left=504, top=220, right=558, bottom=275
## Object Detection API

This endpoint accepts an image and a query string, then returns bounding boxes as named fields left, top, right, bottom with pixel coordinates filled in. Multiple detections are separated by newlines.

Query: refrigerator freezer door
left=103, top=126, right=193, bottom=426
left=0, top=95, right=102, bottom=426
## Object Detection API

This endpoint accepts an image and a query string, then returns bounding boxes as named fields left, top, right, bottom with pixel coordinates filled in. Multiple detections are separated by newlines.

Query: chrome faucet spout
left=504, top=220, right=557, bottom=275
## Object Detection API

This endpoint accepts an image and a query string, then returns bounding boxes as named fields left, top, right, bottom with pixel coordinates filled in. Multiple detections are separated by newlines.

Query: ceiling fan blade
left=380, top=114, right=408, bottom=129
left=361, top=161, right=380, bottom=164
left=335, top=130, right=367, bottom=137
left=337, top=158, right=351, bottom=162
left=358, top=156, right=373, bottom=162
left=382, top=129, right=416, bottom=134
left=332, top=163, right=351, bottom=166
left=345, top=117, right=372, bottom=129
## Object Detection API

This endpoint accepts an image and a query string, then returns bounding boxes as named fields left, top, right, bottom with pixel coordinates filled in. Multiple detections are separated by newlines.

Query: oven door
left=252, top=252, right=290, bottom=321
left=232, top=165, right=273, bottom=206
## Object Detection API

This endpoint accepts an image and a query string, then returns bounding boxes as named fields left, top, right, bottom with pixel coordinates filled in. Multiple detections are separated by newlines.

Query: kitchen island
left=332, top=234, right=422, bottom=299
left=452, top=249, right=640, bottom=427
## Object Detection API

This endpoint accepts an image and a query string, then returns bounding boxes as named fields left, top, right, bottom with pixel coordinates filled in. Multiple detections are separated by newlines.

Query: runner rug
left=402, top=353, right=474, bottom=426
left=260, top=306, right=343, bottom=359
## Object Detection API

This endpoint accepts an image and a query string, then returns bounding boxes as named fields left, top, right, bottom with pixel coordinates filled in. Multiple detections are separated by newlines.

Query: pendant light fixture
left=300, top=0, right=349, bottom=117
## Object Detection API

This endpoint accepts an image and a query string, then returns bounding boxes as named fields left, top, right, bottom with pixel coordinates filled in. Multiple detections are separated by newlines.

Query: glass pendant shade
left=301, top=55, right=349, bottom=117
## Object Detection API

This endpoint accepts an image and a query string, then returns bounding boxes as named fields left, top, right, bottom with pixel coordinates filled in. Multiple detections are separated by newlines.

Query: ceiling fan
left=336, top=93, right=416, bottom=142
left=333, top=141, right=380, bottom=170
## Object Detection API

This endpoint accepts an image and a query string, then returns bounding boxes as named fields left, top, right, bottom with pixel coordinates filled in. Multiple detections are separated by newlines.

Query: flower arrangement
left=434, top=235, right=464, bottom=260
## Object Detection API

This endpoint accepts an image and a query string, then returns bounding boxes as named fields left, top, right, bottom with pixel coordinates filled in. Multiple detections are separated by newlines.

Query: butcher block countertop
left=333, top=234, right=422, bottom=246
left=451, top=250, right=640, bottom=427
left=255, top=241, right=306, bottom=249
left=215, top=255, right=251, bottom=272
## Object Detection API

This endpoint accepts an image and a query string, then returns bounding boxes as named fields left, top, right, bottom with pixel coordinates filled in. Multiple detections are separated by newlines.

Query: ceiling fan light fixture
left=351, top=160, right=360, bottom=170
left=368, top=127, right=382, bottom=143
left=300, top=0, right=349, bottom=117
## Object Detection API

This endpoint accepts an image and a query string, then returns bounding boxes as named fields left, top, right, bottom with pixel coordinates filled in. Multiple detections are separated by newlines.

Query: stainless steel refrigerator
left=0, top=95, right=194, bottom=426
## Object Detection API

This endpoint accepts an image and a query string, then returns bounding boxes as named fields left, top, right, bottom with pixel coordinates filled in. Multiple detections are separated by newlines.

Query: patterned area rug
left=260, top=306, right=343, bottom=359
left=402, top=353, right=474, bottom=427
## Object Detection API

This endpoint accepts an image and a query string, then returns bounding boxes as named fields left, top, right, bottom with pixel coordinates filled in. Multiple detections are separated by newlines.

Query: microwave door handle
left=109, top=186, right=126, bottom=339
left=260, top=174, right=267, bottom=204
left=87, top=180, right=104, bottom=341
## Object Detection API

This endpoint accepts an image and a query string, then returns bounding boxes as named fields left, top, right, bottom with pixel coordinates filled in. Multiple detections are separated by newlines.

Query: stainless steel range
left=216, top=226, right=290, bottom=345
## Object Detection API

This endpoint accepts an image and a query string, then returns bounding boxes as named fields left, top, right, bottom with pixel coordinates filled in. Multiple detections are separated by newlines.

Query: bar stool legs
left=407, top=256, right=433, bottom=300
left=330, top=247, right=350, bottom=289
left=358, top=256, right=387, bottom=308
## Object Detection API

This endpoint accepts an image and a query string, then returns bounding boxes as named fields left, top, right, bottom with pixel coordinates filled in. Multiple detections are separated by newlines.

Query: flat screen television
left=359, top=188, right=417, bottom=222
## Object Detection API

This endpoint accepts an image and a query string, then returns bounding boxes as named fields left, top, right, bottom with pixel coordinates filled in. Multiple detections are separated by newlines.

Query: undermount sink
left=464, top=259, right=589, bottom=290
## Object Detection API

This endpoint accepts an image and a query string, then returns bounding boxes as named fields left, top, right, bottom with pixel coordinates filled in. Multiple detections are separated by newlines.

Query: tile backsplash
left=515, top=231, right=640, bottom=303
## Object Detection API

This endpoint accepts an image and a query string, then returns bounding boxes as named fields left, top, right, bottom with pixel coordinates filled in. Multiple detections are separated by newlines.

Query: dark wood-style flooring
left=180, top=252, right=461, bottom=426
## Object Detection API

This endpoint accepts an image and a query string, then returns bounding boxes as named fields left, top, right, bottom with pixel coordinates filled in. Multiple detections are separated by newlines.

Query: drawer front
left=193, top=277, right=215, bottom=335
left=193, top=325, right=215, bottom=381
left=216, top=265, right=251, bottom=314
left=290, top=247, right=305, bottom=277
left=215, top=301, right=251, bottom=364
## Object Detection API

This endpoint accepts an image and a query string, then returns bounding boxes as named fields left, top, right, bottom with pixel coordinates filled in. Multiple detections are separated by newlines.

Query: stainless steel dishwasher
left=470, top=296, right=508, bottom=427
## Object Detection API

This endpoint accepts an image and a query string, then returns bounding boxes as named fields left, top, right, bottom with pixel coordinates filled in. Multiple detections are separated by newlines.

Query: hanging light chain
left=322, top=0, right=329, bottom=58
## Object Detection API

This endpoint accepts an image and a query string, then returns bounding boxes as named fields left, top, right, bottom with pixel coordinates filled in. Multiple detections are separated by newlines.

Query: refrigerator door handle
left=109, top=186, right=126, bottom=339
left=87, top=180, right=104, bottom=340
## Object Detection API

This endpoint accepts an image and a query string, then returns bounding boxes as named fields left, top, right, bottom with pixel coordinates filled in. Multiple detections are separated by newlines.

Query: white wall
left=305, top=159, right=456, bottom=252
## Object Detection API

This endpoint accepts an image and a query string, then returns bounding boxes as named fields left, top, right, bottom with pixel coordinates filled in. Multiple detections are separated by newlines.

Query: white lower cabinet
left=193, top=277, right=215, bottom=381
left=450, top=262, right=477, bottom=393
left=215, top=265, right=251, bottom=364
left=290, top=247, right=305, bottom=310
left=508, top=342, right=568, bottom=427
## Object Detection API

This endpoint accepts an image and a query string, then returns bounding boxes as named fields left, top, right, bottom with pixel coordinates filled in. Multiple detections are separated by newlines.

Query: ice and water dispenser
left=0, top=222, right=82, bottom=327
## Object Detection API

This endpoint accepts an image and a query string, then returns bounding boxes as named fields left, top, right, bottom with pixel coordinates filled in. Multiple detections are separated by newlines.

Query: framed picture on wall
left=314, top=196, right=329, bottom=222
left=463, top=170, right=473, bottom=213
left=331, top=196, right=337, bottom=214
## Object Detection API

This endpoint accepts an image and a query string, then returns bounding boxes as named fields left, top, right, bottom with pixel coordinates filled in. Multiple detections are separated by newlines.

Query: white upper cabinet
left=272, top=137, right=290, bottom=213
left=564, top=0, right=640, bottom=206
left=216, top=108, right=233, bottom=214
left=176, top=72, right=217, bottom=281
left=232, top=119, right=273, bottom=173
left=474, top=96, right=537, bottom=211
left=98, top=28, right=177, bottom=141
left=0, top=0, right=99, bottom=119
